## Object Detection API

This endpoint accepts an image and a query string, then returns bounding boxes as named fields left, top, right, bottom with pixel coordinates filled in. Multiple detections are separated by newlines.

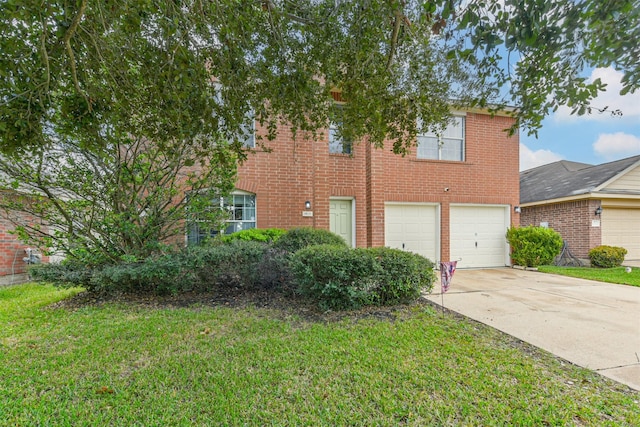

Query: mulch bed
left=47, top=286, right=431, bottom=324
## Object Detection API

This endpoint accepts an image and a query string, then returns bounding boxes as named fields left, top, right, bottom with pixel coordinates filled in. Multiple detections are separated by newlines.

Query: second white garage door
left=385, top=204, right=439, bottom=262
left=601, top=208, right=640, bottom=260
left=450, top=205, right=509, bottom=268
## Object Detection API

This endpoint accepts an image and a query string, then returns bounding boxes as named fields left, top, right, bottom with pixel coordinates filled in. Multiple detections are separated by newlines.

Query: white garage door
left=450, top=205, right=509, bottom=268
left=602, top=208, right=640, bottom=260
left=385, top=204, right=439, bottom=261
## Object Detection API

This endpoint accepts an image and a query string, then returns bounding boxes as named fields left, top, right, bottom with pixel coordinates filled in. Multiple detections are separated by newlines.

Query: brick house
left=519, top=155, right=640, bottom=261
left=0, top=199, right=45, bottom=281
left=190, top=109, right=521, bottom=268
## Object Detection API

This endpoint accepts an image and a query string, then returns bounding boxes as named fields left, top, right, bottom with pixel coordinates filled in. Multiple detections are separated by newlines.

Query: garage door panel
left=602, top=208, right=640, bottom=260
left=385, top=204, right=438, bottom=261
left=451, top=206, right=508, bottom=268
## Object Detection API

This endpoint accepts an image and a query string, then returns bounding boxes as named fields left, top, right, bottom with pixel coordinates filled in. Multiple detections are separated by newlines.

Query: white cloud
left=520, top=143, right=563, bottom=171
left=553, top=67, right=640, bottom=123
left=593, top=132, right=640, bottom=161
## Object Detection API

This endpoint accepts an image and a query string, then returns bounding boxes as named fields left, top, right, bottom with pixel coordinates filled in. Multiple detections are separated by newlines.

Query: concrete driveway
left=425, top=268, right=640, bottom=391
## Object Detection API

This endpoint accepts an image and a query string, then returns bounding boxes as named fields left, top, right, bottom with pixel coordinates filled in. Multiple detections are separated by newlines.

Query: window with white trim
left=187, top=192, right=256, bottom=245
left=417, top=116, right=465, bottom=161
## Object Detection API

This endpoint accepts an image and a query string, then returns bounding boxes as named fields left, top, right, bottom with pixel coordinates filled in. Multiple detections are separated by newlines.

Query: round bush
left=506, top=226, right=563, bottom=267
left=588, top=245, right=627, bottom=268
left=290, top=245, right=435, bottom=310
left=273, top=227, right=347, bottom=254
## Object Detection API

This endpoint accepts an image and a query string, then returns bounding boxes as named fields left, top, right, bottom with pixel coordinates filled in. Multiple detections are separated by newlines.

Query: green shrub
left=367, top=247, right=436, bottom=303
left=588, top=245, right=627, bottom=268
left=187, top=240, right=268, bottom=291
left=291, top=245, right=435, bottom=310
left=506, top=226, right=563, bottom=267
left=273, top=227, right=347, bottom=254
left=219, top=228, right=286, bottom=244
left=254, top=247, right=294, bottom=291
left=29, top=262, right=95, bottom=288
left=31, top=241, right=274, bottom=295
left=89, top=254, right=193, bottom=294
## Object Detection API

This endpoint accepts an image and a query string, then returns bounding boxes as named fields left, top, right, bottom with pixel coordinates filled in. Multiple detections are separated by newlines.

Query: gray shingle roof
left=520, top=155, right=640, bottom=204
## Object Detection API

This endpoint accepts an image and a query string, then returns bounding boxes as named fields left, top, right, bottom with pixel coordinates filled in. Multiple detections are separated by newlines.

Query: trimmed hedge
left=30, top=240, right=276, bottom=294
left=588, top=245, right=627, bottom=268
left=219, top=228, right=286, bottom=244
left=273, top=227, right=347, bottom=254
left=506, top=226, right=563, bottom=267
left=290, top=245, right=435, bottom=310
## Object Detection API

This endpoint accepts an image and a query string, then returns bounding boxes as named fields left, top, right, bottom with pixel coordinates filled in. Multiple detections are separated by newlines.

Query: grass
left=1, top=283, right=639, bottom=426
left=538, top=265, right=640, bottom=287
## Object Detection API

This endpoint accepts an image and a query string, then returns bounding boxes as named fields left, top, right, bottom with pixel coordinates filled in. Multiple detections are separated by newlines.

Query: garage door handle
left=475, top=242, right=477, bottom=248
left=402, top=243, right=405, bottom=249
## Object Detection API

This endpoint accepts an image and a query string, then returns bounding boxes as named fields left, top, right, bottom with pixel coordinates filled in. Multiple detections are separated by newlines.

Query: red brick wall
left=238, top=112, right=520, bottom=256
left=520, top=199, right=601, bottom=258
left=0, top=217, right=32, bottom=276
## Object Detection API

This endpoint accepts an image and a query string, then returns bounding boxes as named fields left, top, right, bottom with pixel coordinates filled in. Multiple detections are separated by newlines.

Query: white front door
left=330, top=199, right=353, bottom=247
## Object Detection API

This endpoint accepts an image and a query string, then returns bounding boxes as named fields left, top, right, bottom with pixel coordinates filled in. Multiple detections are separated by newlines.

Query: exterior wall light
left=595, top=207, right=603, bottom=216
left=514, top=206, right=521, bottom=213
left=305, top=201, right=311, bottom=210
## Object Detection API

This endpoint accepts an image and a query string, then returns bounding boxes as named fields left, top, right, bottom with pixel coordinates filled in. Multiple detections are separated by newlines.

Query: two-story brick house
left=191, top=108, right=521, bottom=268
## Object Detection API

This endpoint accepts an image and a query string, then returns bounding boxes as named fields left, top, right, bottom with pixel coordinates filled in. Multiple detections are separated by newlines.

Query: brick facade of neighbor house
left=520, top=199, right=602, bottom=259
left=236, top=111, right=520, bottom=265
left=0, top=216, right=32, bottom=277
left=0, top=200, right=49, bottom=279
left=519, top=156, right=640, bottom=261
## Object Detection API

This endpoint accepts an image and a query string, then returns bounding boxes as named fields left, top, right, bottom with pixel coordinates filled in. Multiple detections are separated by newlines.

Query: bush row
left=30, top=241, right=285, bottom=295
left=30, top=227, right=435, bottom=309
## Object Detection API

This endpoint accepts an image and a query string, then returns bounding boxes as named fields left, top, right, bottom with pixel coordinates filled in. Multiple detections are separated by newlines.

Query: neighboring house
left=194, top=107, right=521, bottom=269
left=519, top=155, right=640, bottom=261
left=0, top=206, right=44, bottom=281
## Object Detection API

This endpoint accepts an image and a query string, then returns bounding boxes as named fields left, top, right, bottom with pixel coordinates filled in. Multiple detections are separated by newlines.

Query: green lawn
left=538, top=265, right=640, bottom=287
left=1, top=283, right=639, bottom=426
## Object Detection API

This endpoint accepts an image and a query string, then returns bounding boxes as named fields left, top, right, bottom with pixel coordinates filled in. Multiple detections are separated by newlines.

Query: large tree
left=0, top=0, right=637, bottom=259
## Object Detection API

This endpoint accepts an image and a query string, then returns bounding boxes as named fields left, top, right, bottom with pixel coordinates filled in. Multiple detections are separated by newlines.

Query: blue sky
left=519, top=67, right=640, bottom=171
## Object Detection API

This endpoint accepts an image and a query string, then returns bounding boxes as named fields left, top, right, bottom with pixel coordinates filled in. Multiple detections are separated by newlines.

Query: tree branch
left=63, top=0, right=89, bottom=108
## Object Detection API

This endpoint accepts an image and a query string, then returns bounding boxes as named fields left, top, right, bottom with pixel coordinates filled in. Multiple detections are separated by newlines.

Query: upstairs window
left=417, top=116, right=465, bottom=161
left=239, top=115, right=255, bottom=148
left=329, top=105, right=352, bottom=155
left=329, top=122, right=353, bottom=154
left=213, top=83, right=255, bottom=148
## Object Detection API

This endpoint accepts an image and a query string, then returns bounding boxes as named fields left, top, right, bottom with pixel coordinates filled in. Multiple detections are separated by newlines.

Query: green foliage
left=29, top=262, right=95, bottom=288
left=273, top=228, right=348, bottom=254
left=185, top=241, right=269, bottom=292
left=290, top=245, right=434, bottom=310
left=506, top=226, right=563, bottom=268
left=2, top=0, right=637, bottom=158
left=367, top=247, right=436, bottom=303
left=588, top=245, right=628, bottom=268
left=31, top=241, right=274, bottom=295
left=0, top=138, right=237, bottom=262
left=219, top=228, right=286, bottom=244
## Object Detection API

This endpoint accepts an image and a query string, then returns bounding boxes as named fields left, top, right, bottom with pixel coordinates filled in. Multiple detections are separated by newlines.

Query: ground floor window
left=187, top=193, right=256, bottom=245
